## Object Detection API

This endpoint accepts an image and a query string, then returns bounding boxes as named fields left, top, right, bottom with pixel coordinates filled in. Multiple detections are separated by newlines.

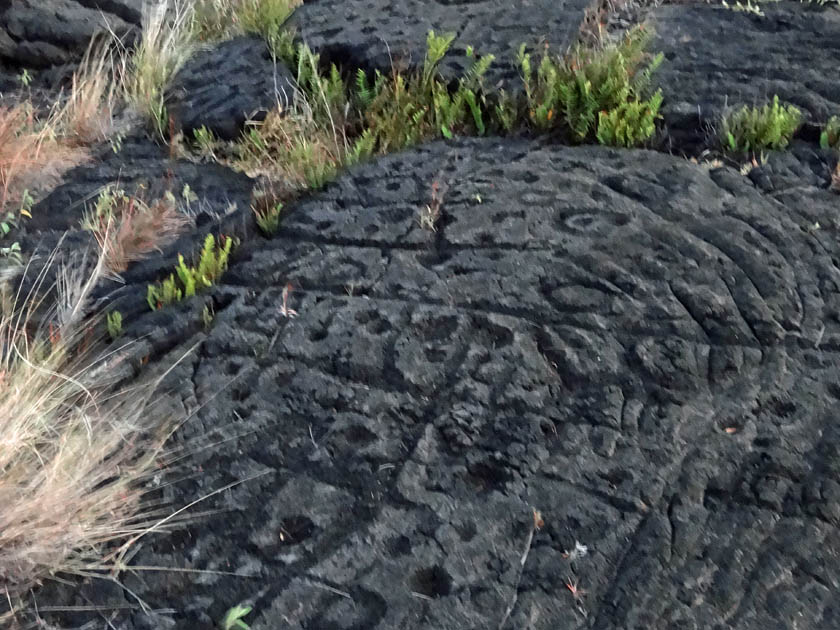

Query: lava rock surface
left=649, top=2, right=840, bottom=151
left=39, top=138, right=840, bottom=630
left=3, top=1, right=840, bottom=629
left=27, top=134, right=255, bottom=234
left=0, top=0, right=139, bottom=67
left=290, top=0, right=592, bottom=92
left=167, top=36, right=295, bottom=141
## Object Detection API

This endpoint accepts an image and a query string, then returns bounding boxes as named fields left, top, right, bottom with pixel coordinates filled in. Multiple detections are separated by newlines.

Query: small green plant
left=18, top=69, right=32, bottom=87
left=123, top=2, right=195, bottom=141
left=722, top=0, right=766, bottom=15
left=220, top=604, right=253, bottom=630
left=201, top=303, right=215, bottom=329
left=180, top=183, right=199, bottom=213
left=494, top=89, right=518, bottom=133
left=517, top=26, right=664, bottom=146
left=237, top=0, right=299, bottom=55
left=1, top=211, right=23, bottom=264
left=0, top=241, right=22, bottom=263
left=110, top=132, right=124, bottom=154
left=820, top=115, right=840, bottom=150
left=81, top=185, right=129, bottom=231
left=596, top=93, right=664, bottom=147
left=355, top=31, right=495, bottom=152
left=253, top=200, right=286, bottom=236
left=721, top=95, right=802, bottom=153
left=106, top=310, right=123, bottom=339
left=147, top=233, right=235, bottom=310
left=192, top=125, right=218, bottom=160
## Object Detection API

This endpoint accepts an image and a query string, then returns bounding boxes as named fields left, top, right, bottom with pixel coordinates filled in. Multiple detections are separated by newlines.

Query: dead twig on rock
left=497, top=508, right=543, bottom=630
left=564, top=575, right=589, bottom=618
left=831, top=162, right=840, bottom=193
left=418, top=178, right=448, bottom=232
left=279, top=283, right=298, bottom=318
left=564, top=576, right=587, bottom=601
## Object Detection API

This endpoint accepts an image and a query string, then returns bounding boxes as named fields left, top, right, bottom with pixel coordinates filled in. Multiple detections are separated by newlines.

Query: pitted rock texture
left=649, top=2, right=840, bottom=152
left=40, top=138, right=840, bottom=629
left=0, top=0, right=139, bottom=67
left=290, top=0, right=591, bottom=92
left=12, top=133, right=257, bottom=313
left=26, top=134, right=255, bottom=234
left=167, top=37, right=295, bottom=141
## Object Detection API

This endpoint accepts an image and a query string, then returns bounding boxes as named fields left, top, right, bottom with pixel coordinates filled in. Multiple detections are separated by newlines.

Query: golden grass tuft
left=0, top=246, right=182, bottom=614
left=238, top=108, right=344, bottom=191
left=1, top=108, right=90, bottom=215
left=0, top=104, right=49, bottom=211
left=57, top=41, right=119, bottom=146
left=0, top=38, right=120, bottom=213
left=82, top=188, right=191, bottom=275
left=118, top=0, right=197, bottom=140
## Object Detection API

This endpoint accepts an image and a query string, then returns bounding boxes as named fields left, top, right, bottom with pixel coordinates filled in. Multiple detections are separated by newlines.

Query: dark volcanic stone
left=27, top=135, right=255, bottom=233
left=0, top=0, right=139, bottom=67
left=290, top=0, right=591, bottom=92
left=167, top=37, right=296, bottom=141
left=41, top=138, right=840, bottom=629
left=648, top=2, right=840, bottom=152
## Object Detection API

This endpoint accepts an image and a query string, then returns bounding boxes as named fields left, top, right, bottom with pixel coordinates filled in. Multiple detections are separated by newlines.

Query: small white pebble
left=566, top=540, right=589, bottom=561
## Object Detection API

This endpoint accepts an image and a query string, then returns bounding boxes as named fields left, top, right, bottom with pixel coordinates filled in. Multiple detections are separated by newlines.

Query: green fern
left=721, top=95, right=802, bottom=153
left=462, top=49, right=495, bottom=91
left=820, top=115, right=840, bottom=150
left=423, top=31, right=456, bottom=89
left=355, top=68, right=376, bottom=108
left=495, top=89, right=518, bottom=132
left=556, top=74, right=597, bottom=138
left=147, top=275, right=182, bottom=310
left=632, top=52, right=664, bottom=98
left=147, top=233, right=235, bottom=310
left=596, top=90, right=663, bottom=147
left=106, top=310, right=123, bottom=340
left=518, top=44, right=533, bottom=103
left=176, top=255, right=199, bottom=297
left=518, top=26, right=663, bottom=145
left=462, top=89, right=485, bottom=135
left=346, top=128, right=376, bottom=165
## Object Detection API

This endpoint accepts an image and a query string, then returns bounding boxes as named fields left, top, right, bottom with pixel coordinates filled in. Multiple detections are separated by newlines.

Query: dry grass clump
left=0, top=104, right=51, bottom=211
left=113, top=0, right=302, bottom=138
left=118, top=0, right=197, bottom=140
left=0, top=249, right=181, bottom=615
left=239, top=108, right=346, bottom=190
left=0, top=40, right=122, bottom=213
left=0, top=107, right=88, bottom=214
left=57, top=41, right=120, bottom=146
left=81, top=186, right=191, bottom=275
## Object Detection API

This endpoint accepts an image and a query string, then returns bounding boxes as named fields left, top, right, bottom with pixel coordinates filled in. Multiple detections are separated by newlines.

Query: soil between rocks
left=2, top=1, right=840, bottom=629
